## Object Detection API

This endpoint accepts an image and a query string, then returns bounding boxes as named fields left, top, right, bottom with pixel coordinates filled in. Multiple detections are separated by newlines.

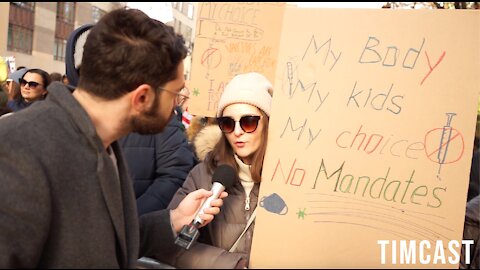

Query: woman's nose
left=233, top=121, right=244, bottom=136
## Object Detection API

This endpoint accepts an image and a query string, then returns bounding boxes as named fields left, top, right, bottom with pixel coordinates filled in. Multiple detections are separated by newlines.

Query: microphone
left=192, top=165, right=236, bottom=225
left=175, top=164, right=236, bottom=250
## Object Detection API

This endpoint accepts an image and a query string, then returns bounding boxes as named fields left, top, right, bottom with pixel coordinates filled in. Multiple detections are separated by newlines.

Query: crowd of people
left=0, top=7, right=478, bottom=269
left=0, top=67, right=70, bottom=117
left=0, top=8, right=227, bottom=268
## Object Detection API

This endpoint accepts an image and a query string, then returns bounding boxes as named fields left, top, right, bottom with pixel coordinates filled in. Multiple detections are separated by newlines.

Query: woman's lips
left=235, top=141, right=245, bottom=147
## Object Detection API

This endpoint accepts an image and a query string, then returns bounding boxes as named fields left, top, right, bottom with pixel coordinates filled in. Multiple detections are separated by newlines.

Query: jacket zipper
left=245, top=195, right=250, bottom=211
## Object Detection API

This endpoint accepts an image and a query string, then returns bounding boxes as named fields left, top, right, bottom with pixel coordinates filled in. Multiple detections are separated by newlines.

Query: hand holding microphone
left=169, top=189, right=227, bottom=233
left=175, top=164, right=236, bottom=250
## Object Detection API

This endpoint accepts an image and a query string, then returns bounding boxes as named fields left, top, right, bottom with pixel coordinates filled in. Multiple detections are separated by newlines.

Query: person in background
left=7, top=68, right=50, bottom=112
left=119, top=92, right=197, bottom=215
left=175, top=83, right=192, bottom=130
left=0, top=8, right=227, bottom=268
left=0, top=83, right=11, bottom=116
left=50, top=72, right=62, bottom=82
left=468, top=149, right=480, bottom=202
left=158, top=72, right=273, bottom=268
left=62, top=74, right=69, bottom=85
left=4, top=67, right=27, bottom=102
left=0, top=83, right=7, bottom=106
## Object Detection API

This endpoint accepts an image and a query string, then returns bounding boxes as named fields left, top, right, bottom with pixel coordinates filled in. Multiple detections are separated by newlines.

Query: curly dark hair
left=78, top=8, right=187, bottom=99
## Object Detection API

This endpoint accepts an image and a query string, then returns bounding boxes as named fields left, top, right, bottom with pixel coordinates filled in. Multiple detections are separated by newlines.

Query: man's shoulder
left=47, top=81, right=70, bottom=92
left=0, top=98, right=75, bottom=146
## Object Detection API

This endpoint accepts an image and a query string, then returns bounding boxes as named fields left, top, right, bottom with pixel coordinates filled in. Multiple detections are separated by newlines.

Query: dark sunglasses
left=217, top=115, right=261, bottom=133
left=19, top=78, right=42, bottom=88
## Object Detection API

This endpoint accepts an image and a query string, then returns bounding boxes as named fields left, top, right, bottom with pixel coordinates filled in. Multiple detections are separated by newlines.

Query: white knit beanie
left=216, top=72, right=273, bottom=117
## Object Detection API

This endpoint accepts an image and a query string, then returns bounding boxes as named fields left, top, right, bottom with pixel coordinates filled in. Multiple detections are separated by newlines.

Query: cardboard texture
left=247, top=8, right=479, bottom=268
left=188, top=2, right=285, bottom=117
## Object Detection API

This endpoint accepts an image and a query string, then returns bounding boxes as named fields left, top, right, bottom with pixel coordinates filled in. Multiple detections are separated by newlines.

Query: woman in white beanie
left=161, top=72, right=273, bottom=268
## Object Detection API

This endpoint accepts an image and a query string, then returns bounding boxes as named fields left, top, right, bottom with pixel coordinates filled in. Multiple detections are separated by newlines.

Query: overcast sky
left=126, top=2, right=173, bottom=23
left=126, top=2, right=387, bottom=22
left=295, top=2, right=385, bottom=8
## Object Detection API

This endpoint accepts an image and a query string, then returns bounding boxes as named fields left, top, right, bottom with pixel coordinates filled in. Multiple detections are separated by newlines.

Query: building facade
left=169, top=2, right=196, bottom=80
left=0, top=2, right=125, bottom=75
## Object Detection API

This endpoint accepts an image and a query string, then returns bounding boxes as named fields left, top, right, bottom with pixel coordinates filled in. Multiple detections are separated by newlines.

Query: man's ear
left=130, top=84, right=154, bottom=113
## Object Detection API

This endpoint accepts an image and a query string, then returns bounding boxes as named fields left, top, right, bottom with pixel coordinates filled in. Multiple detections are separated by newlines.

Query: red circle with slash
left=201, top=48, right=221, bottom=69
left=424, top=127, right=464, bottom=164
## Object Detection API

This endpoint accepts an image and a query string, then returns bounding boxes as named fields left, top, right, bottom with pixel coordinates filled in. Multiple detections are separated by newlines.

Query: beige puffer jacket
left=156, top=123, right=259, bottom=268
left=163, top=161, right=259, bottom=268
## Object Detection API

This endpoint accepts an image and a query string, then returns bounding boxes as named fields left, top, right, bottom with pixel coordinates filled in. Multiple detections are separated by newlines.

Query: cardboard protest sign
left=0, top=56, right=16, bottom=82
left=249, top=8, right=479, bottom=268
left=0, top=58, right=7, bottom=82
left=187, top=2, right=285, bottom=117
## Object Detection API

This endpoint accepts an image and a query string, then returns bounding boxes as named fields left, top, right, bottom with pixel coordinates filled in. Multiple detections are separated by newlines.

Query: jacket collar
left=46, top=82, right=139, bottom=266
left=47, top=82, right=101, bottom=150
